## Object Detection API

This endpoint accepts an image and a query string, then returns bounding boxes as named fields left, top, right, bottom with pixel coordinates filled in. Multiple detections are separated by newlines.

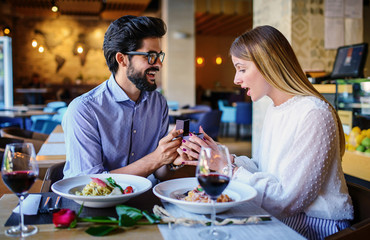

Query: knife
left=204, top=214, right=271, bottom=222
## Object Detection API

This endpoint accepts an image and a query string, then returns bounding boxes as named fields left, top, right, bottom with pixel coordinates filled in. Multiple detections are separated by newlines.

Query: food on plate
left=182, top=185, right=233, bottom=203
left=75, top=177, right=134, bottom=196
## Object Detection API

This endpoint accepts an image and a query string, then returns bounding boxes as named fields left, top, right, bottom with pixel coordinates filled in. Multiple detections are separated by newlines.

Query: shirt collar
left=108, top=74, right=149, bottom=103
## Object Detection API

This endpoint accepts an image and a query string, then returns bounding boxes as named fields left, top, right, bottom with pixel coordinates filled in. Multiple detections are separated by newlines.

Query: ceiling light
left=38, top=45, right=45, bottom=53
left=77, top=45, right=84, bottom=54
left=32, top=39, right=38, bottom=48
left=51, top=1, right=58, bottom=12
left=51, top=5, right=58, bottom=12
left=3, top=27, right=10, bottom=35
left=196, top=57, right=205, bottom=66
left=215, top=56, right=222, bottom=65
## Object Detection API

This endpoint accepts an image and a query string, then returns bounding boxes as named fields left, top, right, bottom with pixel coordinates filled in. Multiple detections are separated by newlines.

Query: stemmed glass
left=196, top=144, right=232, bottom=239
left=1, top=143, right=39, bottom=237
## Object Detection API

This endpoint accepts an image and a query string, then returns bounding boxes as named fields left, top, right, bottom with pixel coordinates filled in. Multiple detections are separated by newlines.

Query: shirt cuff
left=233, top=166, right=254, bottom=184
left=234, top=156, right=258, bottom=173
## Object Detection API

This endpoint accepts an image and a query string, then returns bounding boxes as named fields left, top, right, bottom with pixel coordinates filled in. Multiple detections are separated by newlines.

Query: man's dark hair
left=103, top=15, right=167, bottom=74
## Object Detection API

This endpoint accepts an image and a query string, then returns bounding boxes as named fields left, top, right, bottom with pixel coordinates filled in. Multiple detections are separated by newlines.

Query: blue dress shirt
left=62, top=75, right=169, bottom=182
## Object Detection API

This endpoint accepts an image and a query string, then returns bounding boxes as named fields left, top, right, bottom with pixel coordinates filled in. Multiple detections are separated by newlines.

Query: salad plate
left=153, top=177, right=257, bottom=214
left=52, top=174, right=152, bottom=208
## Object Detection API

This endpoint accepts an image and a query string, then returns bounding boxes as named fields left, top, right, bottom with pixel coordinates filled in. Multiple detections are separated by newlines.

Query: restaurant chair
left=325, top=181, right=370, bottom=239
left=51, top=106, right=67, bottom=122
left=347, top=181, right=370, bottom=224
left=31, top=106, right=67, bottom=134
left=182, top=105, right=212, bottom=122
left=0, top=127, right=48, bottom=153
left=167, top=100, right=179, bottom=110
left=40, top=162, right=65, bottom=192
left=189, top=110, right=222, bottom=140
left=235, top=102, right=252, bottom=140
left=30, top=101, right=67, bottom=124
left=167, top=101, right=180, bottom=124
left=0, top=137, right=24, bottom=166
left=30, top=119, right=60, bottom=134
left=218, top=100, right=236, bottom=137
left=0, top=118, right=21, bottom=129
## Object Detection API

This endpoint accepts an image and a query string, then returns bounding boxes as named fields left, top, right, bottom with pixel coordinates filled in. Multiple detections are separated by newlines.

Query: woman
left=179, top=26, right=353, bottom=240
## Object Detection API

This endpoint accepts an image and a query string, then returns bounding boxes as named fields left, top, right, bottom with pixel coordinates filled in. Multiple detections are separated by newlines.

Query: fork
left=39, top=196, right=61, bottom=213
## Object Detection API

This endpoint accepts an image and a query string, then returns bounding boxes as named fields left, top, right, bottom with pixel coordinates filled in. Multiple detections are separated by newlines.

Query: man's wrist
left=168, top=163, right=184, bottom=171
left=230, top=154, right=237, bottom=164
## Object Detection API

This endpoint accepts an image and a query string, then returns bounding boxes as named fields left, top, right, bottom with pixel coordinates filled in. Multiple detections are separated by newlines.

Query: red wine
left=197, top=174, right=230, bottom=200
left=2, top=171, right=37, bottom=194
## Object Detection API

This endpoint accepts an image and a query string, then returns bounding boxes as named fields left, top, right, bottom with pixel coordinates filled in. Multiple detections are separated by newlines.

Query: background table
left=168, top=109, right=207, bottom=117
left=0, top=110, right=55, bottom=129
left=36, top=125, right=65, bottom=179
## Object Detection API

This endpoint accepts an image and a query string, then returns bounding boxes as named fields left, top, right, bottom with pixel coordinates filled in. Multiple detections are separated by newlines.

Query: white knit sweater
left=233, top=96, right=353, bottom=220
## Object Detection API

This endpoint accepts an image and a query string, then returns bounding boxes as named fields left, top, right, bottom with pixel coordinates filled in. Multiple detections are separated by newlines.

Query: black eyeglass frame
left=124, top=51, right=165, bottom=65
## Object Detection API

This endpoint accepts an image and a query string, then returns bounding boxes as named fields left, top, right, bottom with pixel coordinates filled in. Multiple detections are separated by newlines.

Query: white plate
left=52, top=174, right=152, bottom=208
left=153, top=177, right=257, bottom=214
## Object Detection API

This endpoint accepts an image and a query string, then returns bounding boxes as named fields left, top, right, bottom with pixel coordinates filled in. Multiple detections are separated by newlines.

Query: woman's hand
left=175, top=126, right=219, bottom=166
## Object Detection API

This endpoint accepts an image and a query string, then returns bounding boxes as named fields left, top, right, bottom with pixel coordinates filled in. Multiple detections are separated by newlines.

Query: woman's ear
left=116, top=52, right=128, bottom=67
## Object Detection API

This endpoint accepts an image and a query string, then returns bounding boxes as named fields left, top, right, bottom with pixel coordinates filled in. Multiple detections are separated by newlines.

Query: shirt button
left=133, top=130, right=137, bottom=133
left=131, top=152, right=135, bottom=156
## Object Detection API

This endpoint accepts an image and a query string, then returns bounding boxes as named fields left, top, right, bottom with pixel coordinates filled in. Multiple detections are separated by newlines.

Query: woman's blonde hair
left=230, top=25, right=345, bottom=156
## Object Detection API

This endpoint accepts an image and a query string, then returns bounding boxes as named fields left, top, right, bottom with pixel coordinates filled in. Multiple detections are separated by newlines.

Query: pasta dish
left=182, top=185, right=233, bottom=203
left=75, top=177, right=133, bottom=196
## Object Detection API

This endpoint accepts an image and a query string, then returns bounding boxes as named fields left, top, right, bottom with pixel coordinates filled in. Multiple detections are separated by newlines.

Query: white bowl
left=52, top=173, right=152, bottom=208
left=153, top=177, right=257, bottom=214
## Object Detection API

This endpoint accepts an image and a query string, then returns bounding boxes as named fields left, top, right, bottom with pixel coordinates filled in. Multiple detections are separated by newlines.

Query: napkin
left=12, top=194, right=42, bottom=215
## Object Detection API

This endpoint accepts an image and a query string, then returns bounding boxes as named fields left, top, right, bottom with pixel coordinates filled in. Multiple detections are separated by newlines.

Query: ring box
left=176, top=119, right=204, bottom=140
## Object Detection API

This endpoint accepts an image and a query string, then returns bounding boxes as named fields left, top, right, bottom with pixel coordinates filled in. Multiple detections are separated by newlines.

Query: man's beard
left=127, top=65, right=158, bottom=92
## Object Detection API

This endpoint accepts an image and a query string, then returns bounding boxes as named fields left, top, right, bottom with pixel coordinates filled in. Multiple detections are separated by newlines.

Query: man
left=62, top=15, right=184, bottom=183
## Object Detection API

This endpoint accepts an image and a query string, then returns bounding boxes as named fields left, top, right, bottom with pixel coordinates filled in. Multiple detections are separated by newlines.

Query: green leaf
left=69, top=219, right=77, bottom=229
left=77, top=203, right=84, bottom=217
left=83, top=216, right=117, bottom=221
left=85, top=225, right=119, bottom=236
left=142, top=210, right=160, bottom=224
left=116, top=205, right=143, bottom=227
left=119, top=214, right=138, bottom=227
left=69, top=204, right=84, bottom=228
left=106, top=177, right=124, bottom=193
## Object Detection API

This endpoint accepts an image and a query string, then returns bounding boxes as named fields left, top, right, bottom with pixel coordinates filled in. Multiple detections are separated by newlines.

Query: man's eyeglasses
left=124, top=51, right=165, bottom=65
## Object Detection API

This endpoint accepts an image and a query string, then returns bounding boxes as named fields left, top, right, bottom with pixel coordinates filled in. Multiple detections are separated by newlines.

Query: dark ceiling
left=2, top=0, right=252, bottom=36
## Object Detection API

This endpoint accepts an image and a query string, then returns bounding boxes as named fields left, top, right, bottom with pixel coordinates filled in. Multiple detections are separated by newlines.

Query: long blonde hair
left=230, top=25, right=345, bottom=156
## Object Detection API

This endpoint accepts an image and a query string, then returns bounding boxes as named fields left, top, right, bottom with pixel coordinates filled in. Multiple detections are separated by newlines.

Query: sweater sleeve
left=233, top=107, right=338, bottom=218
left=234, top=155, right=259, bottom=173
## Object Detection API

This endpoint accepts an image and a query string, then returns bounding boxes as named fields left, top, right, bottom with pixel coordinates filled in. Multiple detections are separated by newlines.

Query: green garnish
left=106, top=177, right=124, bottom=193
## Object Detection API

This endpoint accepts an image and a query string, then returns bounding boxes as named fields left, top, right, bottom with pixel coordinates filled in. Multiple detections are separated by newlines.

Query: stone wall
left=12, top=17, right=111, bottom=87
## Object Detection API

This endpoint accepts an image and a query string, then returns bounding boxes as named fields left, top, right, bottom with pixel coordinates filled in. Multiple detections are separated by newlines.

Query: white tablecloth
left=158, top=201, right=306, bottom=240
left=37, top=143, right=66, bottom=156
left=46, top=133, right=65, bottom=143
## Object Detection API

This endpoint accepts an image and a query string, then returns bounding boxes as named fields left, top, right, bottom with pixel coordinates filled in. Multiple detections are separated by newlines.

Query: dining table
left=0, top=189, right=306, bottom=239
left=15, top=126, right=307, bottom=239
left=36, top=125, right=66, bottom=179
left=168, top=108, right=207, bottom=117
left=0, top=109, right=55, bottom=129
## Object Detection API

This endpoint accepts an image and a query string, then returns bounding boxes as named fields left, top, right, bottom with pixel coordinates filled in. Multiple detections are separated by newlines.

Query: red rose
left=52, top=209, right=76, bottom=228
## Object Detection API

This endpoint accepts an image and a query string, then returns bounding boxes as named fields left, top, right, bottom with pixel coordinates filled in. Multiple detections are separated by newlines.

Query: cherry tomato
left=124, top=186, right=133, bottom=194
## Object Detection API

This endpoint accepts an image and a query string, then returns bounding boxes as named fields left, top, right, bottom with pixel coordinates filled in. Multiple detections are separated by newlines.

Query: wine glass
left=196, top=144, right=232, bottom=239
left=1, top=143, right=39, bottom=237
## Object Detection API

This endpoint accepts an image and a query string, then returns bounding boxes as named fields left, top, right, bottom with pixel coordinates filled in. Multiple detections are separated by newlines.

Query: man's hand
left=174, top=126, right=219, bottom=166
left=152, top=127, right=183, bottom=166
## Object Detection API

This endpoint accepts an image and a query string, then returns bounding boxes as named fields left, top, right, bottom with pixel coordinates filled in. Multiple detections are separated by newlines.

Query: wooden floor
left=219, top=137, right=252, bottom=157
